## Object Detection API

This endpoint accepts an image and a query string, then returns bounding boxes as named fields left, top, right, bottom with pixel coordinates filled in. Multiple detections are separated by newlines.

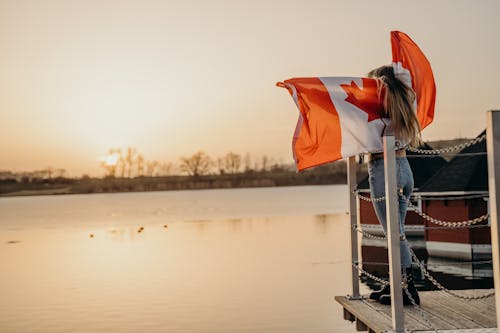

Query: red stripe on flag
left=391, top=31, right=435, bottom=129
left=284, top=77, right=343, bottom=171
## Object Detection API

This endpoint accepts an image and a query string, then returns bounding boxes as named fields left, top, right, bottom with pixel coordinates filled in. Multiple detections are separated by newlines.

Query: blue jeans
left=368, top=157, right=413, bottom=268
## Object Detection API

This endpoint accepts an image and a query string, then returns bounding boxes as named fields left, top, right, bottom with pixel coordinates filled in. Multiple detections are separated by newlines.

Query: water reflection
left=0, top=196, right=360, bottom=333
left=361, top=237, right=494, bottom=291
left=314, top=214, right=329, bottom=234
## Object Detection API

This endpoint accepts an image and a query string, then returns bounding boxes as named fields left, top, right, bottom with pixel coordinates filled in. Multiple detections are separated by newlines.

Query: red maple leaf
left=340, top=78, right=385, bottom=122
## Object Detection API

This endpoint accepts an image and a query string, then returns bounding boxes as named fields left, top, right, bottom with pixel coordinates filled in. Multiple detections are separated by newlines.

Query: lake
left=0, top=185, right=368, bottom=333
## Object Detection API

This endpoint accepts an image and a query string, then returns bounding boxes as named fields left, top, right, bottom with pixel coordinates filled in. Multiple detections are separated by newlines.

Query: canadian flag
left=278, top=31, right=435, bottom=171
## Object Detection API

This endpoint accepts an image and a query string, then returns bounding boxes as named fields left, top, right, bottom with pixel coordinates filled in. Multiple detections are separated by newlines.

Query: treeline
left=71, top=162, right=356, bottom=194
left=0, top=147, right=362, bottom=196
left=0, top=167, right=68, bottom=183
left=0, top=138, right=471, bottom=196
left=99, top=147, right=296, bottom=178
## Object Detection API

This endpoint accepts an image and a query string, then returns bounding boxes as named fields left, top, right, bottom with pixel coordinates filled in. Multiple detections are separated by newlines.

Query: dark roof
left=357, top=143, right=447, bottom=191
left=418, top=130, right=487, bottom=193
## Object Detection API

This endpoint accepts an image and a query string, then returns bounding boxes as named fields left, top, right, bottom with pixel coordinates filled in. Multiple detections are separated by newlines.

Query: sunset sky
left=1, top=0, right=499, bottom=176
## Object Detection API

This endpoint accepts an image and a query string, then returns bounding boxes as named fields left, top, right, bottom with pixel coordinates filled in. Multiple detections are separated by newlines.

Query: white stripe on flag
left=319, top=77, right=388, bottom=157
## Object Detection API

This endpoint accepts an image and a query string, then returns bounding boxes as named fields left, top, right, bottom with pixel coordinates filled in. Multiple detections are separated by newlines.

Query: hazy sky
left=1, top=0, right=499, bottom=176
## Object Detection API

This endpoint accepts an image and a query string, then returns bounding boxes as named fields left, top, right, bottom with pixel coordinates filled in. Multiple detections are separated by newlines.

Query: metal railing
left=346, top=112, right=500, bottom=332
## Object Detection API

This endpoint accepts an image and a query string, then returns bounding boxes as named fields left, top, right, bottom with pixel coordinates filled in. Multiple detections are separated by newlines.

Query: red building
left=417, top=131, right=490, bottom=260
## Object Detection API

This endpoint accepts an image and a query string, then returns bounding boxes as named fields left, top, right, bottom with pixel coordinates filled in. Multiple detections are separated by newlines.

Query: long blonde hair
left=368, top=65, right=422, bottom=147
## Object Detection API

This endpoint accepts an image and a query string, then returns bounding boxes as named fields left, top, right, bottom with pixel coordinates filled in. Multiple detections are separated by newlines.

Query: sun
left=103, top=154, right=119, bottom=166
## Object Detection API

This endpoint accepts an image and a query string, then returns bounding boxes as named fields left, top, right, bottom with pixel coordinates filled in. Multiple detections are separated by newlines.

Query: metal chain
left=358, top=235, right=493, bottom=298
left=403, top=287, right=436, bottom=331
left=407, top=152, right=487, bottom=158
left=404, top=241, right=495, bottom=300
left=359, top=193, right=386, bottom=203
left=355, top=251, right=491, bottom=329
left=351, top=187, right=386, bottom=203
left=352, top=263, right=390, bottom=286
left=406, top=134, right=486, bottom=155
left=353, top=191, right=489, bottom=228
left=353, top=225, right=387, bottom=240
left=407, top=201, right=489, bottom=227
left=356, top=236, right=494, bottom=299
left=423, top=224, right=490, bottom=230
left=355, top=263, right=436, bottom=330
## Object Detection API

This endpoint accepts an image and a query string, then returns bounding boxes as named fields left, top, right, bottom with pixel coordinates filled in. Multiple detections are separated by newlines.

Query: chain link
left=406, top=134, right=486, bottom=155
left=403, top=287, right=436, bottom=331
left=351, top=186, right=386, bottom=203
left=355, top=236, right=494, bottom=299
left=359, top=193, right=386, bottom=203
left=407, top=152, right=487, bottom=158
left=352, top=190, right=489, bottom=228
left=407, top=201, right=489, bottom=227
left=423, top=224, right=490, bottom=230
left=353, top=225, right=387, bottom=240
left=404, top=240, right=495, bottom=300
left=359, top=255, right=494, bottom=300
left=352, top=263, right=390, bottom=286
left=355, top=263, right=436, bottom=330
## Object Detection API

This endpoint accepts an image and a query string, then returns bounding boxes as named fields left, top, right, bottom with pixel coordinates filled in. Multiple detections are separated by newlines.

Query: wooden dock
left=335, top=289, right=496, bottom=333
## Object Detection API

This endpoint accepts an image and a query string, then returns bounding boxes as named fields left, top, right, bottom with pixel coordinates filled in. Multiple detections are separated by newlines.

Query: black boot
left=379, top=268, right=420, bottom=305
left=369, top=284, right=390, bottom=301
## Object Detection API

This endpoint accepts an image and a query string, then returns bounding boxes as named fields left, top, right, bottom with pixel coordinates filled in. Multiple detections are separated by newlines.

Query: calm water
left=0, top=185, right=367, bottom=333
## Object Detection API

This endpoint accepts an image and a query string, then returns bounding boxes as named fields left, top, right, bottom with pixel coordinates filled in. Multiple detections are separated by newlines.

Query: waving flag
left=278, top=31, right=435, bottom=171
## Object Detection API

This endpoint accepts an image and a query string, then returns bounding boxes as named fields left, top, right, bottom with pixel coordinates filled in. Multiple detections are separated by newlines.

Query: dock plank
left=335, top=296, right=393, bottom=333
left=427, top=291, right=496, bottom=328
left=335, top=289, right=496, bottom=333
left=416, top=294, right=483, bottom=329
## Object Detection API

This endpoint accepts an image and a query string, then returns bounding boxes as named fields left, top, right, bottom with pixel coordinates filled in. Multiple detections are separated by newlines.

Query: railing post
left=486, top=110, right=500, bottom=329
left=348, top=156, right=360, bottom=299
left=383, top=135, right=405, bottom=332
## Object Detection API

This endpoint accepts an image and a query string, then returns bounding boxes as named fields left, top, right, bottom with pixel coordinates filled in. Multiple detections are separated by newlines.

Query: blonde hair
left=368, top=65, right=422, bottom=147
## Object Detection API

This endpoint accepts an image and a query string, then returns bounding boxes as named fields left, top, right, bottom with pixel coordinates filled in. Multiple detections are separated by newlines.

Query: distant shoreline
left=0, top=164, right=361, bottom=198
left=0, top=139, right=471, bottom=198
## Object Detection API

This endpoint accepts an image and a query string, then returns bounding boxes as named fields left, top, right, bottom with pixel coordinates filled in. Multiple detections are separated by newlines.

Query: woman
left=366, top=65, right=421, bottom=306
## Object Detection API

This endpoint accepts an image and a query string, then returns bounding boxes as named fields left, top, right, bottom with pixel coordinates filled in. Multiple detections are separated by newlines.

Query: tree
left=117, top=150, right=126, bottom=178
left=42, top=166, right=55, bottom=179
left=146, top=160, right=159, bottom=177
left=223, top=152, right=241, bottom=174
left=124, top=147, right=140, bottom=178
left=158, top=162, right=175, bottom=176
left=243, top=153, right=252, bottom=173
left=179, top=151, right=212, bottom=176
left=136, top=154, right=145, bottom=176
left=216, top=157, right=225, bottom=175
left=100, top=148, right=122, bottom=177
left=101, top=147, right=146, bottom=178
left=261, top=155, right=269, bottom=172
left=55, top=168, right=67, bottom=178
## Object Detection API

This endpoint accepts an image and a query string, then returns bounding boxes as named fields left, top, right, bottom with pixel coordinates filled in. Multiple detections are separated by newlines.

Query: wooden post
left=348, top=156, right=360, bottom=299
left=486, top=110, right=500, bottom=329
left=383, top=135, right=405, bottom=332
